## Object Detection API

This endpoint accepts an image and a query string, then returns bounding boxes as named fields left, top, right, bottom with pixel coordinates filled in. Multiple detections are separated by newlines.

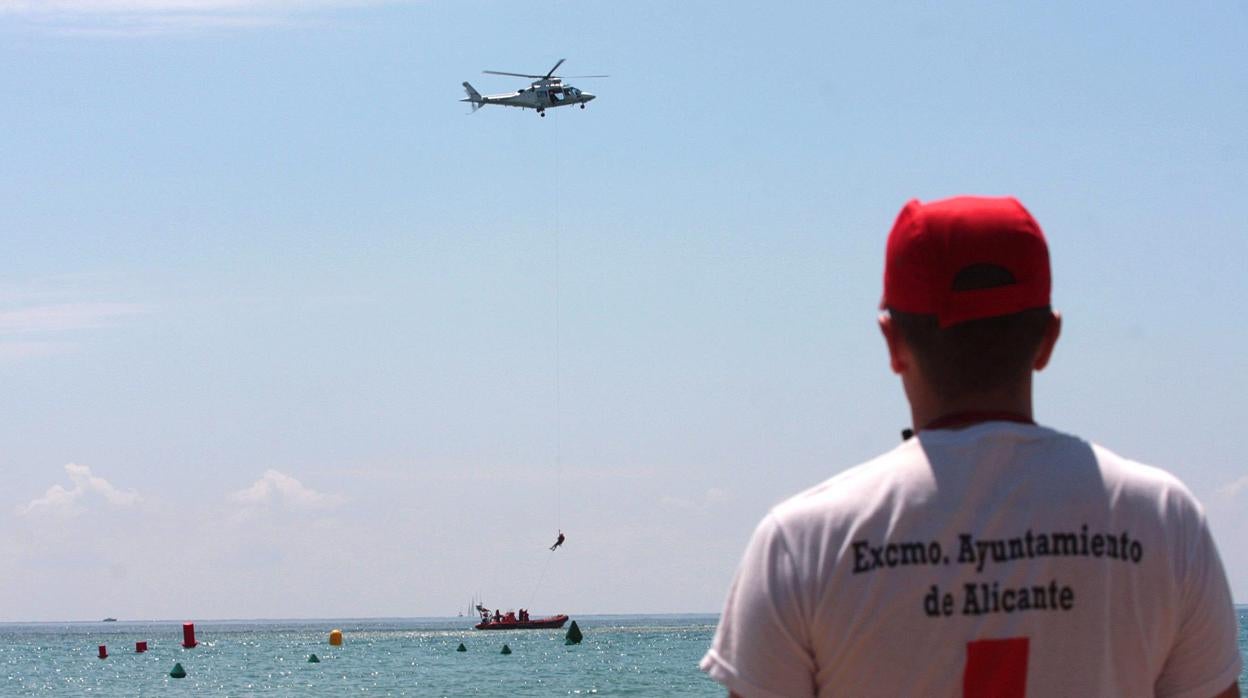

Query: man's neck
left=909, top=387, right=1034, bottom=433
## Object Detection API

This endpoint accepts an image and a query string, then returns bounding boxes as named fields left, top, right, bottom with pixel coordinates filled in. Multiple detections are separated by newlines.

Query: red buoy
left=182, top=622, right=198, bottom=648
left=98, top=645, right=108, bottom=659
left=136, top=641, right=148, bottom=653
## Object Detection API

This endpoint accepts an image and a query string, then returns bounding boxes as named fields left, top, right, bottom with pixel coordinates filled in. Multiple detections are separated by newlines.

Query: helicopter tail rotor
left=461, top=81, right=484, bottom=113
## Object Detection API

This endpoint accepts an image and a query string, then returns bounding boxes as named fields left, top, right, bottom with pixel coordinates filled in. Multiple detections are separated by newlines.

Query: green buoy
left=500, top=644, right=512, bottom=655
left=169, top=662, right=187, bottom=679
left=565, top=620, right=583, bottom=645
left=308, top=653, right=321, bottom=663
left=456, top=643, right=467, bottom=652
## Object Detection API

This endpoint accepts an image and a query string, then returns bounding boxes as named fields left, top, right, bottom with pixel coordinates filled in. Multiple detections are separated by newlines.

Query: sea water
left=2, top=609, right=1246, bottom=696
left=0, top=615, right=720, bottom=696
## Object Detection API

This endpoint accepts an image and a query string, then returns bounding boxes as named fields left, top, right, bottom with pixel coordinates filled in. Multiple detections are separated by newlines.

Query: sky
left=0, top=1, right=1245, bottom=622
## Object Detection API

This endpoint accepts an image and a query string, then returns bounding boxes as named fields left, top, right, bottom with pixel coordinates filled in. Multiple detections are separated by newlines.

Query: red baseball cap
left=881, top=196, right=1051, bottom=327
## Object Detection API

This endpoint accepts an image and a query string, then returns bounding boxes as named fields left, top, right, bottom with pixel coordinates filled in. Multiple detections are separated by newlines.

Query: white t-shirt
left=701, top=422, right=1241, bottom=698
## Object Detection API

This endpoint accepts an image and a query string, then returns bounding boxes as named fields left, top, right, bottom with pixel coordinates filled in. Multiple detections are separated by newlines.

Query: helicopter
left=461, top=59, right=606, bottom=117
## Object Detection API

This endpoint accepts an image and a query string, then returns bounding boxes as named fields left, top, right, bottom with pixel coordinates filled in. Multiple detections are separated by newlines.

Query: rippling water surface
left=0, top=615, right=721, bottom=696
left=4, top=609, right=1246, bottom=695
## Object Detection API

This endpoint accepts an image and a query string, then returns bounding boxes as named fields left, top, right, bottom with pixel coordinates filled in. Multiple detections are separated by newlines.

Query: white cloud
left=1217, top=474, right=1248, bottom=500
left=661, top=487, right=732, bottom=511
left=0, top=302, right=149, bottom=334
left=0, top=278, right=151, bottom=363
left=0, top=0, right=420, bottom=35
left=229, top=469, right=343, bottom=510
left=19, top=463, right=141, bottom=516
left=0, top=340, right=71, bottom=361
left=0, top=0, right=403, bottom=10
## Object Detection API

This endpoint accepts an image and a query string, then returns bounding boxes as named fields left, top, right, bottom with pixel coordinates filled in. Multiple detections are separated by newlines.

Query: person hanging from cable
left=549, top=530, right=566, bottom=551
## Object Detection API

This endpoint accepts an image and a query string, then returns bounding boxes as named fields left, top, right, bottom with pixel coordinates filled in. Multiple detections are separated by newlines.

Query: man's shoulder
left=766, top=425, right=1205, bottom=531
left=1088, top=440, right=1205, bottom=517
left=1090, top=440, right=1186, bottom=485
left=768, top=440, right=929, bottom=528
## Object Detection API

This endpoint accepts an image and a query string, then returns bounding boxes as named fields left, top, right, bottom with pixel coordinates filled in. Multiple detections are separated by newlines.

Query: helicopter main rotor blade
left=543, top=58, right=566, bottom=80
left=483, top=70, right=544, bottom=78
left=559, top=75, right=610, bottom=79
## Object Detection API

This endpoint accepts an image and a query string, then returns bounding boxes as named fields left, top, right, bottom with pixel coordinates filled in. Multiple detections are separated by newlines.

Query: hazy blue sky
left=1, top=1, right=1245, bottom=622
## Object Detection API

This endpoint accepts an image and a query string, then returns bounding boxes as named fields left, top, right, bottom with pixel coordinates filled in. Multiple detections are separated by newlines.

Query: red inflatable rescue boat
left=474, top=613, right=569, bottom=630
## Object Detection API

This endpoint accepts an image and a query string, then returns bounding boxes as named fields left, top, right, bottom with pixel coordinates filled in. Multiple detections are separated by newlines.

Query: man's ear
left=878, top=313, right=908, bottom=374
left=1033, top=310, right=1062, bottom=371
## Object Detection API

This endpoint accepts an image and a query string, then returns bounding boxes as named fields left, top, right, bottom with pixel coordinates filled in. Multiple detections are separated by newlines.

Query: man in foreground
left=701, top=196, right=1241, bottom=697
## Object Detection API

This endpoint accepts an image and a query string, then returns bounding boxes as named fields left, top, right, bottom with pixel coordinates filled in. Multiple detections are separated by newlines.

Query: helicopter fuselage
left=462, top=80, right=595, bottom=115
left=462, top=60, right=604, bottom=117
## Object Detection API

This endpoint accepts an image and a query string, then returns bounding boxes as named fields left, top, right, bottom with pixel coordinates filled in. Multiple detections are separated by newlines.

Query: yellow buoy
left=329, top=629, right=343, bottom=646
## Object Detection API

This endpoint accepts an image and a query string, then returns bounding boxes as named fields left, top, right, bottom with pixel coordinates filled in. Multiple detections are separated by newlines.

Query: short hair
left=889, top=307, right=1052, bottom=399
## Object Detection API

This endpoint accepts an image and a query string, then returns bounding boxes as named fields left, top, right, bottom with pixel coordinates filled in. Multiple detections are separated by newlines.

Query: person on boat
left=493, top=610, right=501, bottom=623
left=549, top=531, right=566, bottom=551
